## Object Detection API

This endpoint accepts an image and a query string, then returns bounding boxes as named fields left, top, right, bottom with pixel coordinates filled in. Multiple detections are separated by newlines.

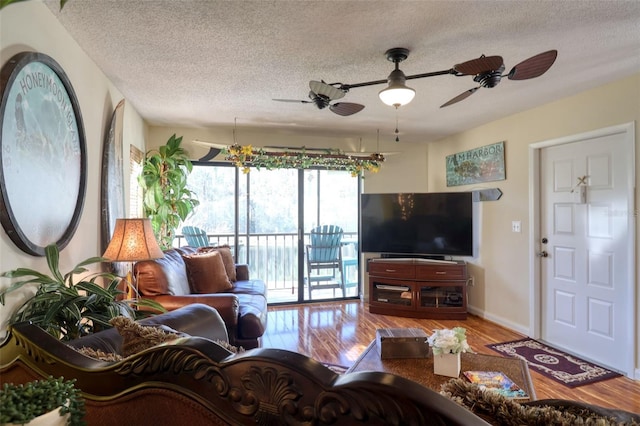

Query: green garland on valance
left=222, top=144, right=384, bottom=177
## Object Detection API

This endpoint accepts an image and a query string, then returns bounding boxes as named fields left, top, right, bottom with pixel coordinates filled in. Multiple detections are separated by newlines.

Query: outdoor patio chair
left=182, top=226, right=210, bottom=247
left=305, top=225, right=345, bottom=299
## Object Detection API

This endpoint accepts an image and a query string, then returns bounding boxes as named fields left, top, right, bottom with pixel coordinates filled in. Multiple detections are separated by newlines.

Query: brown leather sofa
left=134, top=246, right=267, bottom=349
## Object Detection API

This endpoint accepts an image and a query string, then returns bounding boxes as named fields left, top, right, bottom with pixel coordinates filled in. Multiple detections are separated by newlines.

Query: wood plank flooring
left=262, top=300, right=640, bottom=414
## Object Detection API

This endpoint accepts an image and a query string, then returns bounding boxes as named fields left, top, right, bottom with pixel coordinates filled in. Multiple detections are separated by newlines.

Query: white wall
left=0, top=2, right=147, bottom=338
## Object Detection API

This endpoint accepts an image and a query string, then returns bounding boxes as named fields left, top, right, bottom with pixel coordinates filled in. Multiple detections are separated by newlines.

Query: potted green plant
left=0, top=377, right=85, bottom=426
left=0, top=244, right=165, bottom=341
left=139, top=134, right=199, bottom=249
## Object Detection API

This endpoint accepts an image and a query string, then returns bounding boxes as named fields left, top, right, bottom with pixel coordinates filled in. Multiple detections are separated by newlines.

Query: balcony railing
left=175, top=232, right=359, bottom=302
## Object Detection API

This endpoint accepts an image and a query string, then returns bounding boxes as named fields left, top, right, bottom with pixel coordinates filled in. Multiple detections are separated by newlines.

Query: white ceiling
left=44, top=0, right=640, bottom=145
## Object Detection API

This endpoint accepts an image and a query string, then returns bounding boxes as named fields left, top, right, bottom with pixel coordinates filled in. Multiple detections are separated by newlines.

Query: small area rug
left=487, top=338, right=621, bottom=388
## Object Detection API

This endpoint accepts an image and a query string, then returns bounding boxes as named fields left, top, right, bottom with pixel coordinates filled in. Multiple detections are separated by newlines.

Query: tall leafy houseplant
left=0, top=244, right=164, bottom=341
left=139, top=134, right=199, bottom=249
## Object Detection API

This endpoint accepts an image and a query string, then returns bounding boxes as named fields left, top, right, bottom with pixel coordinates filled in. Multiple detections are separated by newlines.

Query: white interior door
left=539, top=126, right=634, bottom=375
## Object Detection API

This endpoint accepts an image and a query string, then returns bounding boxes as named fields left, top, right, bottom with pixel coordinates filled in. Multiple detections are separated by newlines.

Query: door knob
left=537, top=251, right=548, bottom=258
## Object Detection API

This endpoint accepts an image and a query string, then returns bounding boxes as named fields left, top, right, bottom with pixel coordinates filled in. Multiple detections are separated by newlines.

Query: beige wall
left=0, top=2, right=147, bottom=337
left=428, top=74, right=640, bottom=376
left=145, top=126, right=430, bottom=193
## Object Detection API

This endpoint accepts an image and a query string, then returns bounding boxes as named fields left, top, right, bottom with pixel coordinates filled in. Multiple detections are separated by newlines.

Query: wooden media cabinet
left=368, top=258, right=468, bottom=319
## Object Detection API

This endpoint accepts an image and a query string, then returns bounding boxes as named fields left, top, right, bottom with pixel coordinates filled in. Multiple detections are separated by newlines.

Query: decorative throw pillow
left=109, top=316, right=183, bottom=357
left=73, top=346, right=124, bottom=362
left=214, top=339, right=245, bottom=354
left=183, top=250, right=233, bottom=293
left=197, top=245, right=237, bottom=282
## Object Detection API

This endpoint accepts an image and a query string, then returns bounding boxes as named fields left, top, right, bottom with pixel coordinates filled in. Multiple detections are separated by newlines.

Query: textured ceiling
left=44, top=0, right=640, bottom=145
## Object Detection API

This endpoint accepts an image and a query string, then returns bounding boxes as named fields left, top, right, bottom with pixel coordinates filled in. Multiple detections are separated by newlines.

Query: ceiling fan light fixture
left=379, top=85, right=415, bottom=107
left=378, top=68, right=415, bottom=107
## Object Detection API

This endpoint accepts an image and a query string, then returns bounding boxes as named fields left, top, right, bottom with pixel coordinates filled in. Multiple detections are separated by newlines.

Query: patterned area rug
left=487, top=338, right=621, bottom=388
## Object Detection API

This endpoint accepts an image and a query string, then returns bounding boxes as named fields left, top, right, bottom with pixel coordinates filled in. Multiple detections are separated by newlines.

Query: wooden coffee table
left=348, top=340, right=536, bottom=401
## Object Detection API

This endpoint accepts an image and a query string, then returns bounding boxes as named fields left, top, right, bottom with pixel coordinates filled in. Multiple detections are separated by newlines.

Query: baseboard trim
left=467, top=305, right=529, bottom=336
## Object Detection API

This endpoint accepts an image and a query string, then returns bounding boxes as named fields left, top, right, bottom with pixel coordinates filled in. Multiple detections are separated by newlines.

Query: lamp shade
left=103, top=218, right=164, bottom=261
left=378, top=68, right=416, bottom=107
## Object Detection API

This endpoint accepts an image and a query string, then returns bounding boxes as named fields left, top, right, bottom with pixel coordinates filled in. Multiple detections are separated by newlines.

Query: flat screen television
left=360, top=192, right=474, bottom=258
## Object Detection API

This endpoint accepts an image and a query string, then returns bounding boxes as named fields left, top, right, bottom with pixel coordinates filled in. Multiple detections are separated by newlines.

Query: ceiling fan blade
left=273, top=98, right=312, bottom=103
left=330, top=102, right=365, bottom=116
left=440, top=87, right=479, bottom=108
left=508, top=50, right=558, bottom=80
left=453, top=55, right=504, bottom=76
left=310, top=80, right=345, bottom=100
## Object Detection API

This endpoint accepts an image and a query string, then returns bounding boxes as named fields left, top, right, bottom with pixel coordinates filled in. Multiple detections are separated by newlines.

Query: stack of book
left=463, top=370, right=529, bottom=400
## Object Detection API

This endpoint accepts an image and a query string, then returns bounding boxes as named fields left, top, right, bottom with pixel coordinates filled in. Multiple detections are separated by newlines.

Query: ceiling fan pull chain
left=233, top=117, right=238, bottom=145
left=395, top=109, right=400, bottom=142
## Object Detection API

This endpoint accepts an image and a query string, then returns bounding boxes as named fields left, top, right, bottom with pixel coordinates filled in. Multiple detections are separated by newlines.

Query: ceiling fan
left=284, top=48, right=558, bottom=112
left=273, top=80, right=365, bottom=116
left=436, top=49, right=559, bottom=107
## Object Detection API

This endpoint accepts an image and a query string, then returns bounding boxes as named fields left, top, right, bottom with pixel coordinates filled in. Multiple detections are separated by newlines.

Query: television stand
left=368, top=258, right=467, bottom=320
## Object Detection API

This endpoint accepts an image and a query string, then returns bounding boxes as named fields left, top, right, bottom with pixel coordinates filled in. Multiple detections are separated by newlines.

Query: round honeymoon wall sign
left=0, top=52, right=86, bottom=256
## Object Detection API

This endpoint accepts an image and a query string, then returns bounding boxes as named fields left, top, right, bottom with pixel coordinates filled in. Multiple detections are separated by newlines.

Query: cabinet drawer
left=369, top=262, right=415, bottom=279
left=416, top=264, right=466, bottom=280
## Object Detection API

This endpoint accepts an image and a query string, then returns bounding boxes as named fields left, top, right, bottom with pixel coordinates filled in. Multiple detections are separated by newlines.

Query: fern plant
left=139, top=134, right=199, bottom=249
left=0, top=244, right=165, bottom=341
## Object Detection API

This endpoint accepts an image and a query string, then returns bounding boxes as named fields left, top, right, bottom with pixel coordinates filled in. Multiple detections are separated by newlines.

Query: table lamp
left=102, top=218, right=164, bottom=299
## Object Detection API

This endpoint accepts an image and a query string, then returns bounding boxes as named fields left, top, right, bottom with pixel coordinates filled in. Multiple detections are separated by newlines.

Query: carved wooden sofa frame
left=0, top=322, right=489, bottom=425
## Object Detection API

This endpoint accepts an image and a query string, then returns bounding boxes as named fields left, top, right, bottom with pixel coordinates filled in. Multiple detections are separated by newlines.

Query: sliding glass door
left=302, top=169, right=359, bottom=301
left=241, top=168, right=299, bottom=302
left=182, top=163, right=360, bottom=304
